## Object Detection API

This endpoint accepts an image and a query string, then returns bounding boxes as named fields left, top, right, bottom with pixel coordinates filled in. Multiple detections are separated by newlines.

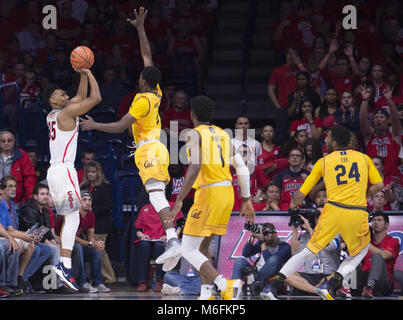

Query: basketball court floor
left=4, top=281, right=402, bottom=301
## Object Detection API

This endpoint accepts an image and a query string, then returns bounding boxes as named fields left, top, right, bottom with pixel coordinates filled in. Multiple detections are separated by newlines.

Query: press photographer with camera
left=231, top=222, right=291, bottom=295
left=286, top=189, right=343, bottom=296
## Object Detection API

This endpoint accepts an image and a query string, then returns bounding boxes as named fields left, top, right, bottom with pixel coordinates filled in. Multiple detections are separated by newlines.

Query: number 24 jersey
left=300, top=149, right=383, bottom=207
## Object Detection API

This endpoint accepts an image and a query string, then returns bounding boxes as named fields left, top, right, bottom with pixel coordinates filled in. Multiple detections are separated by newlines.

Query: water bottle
left=28, top=222, right=39, bottom=234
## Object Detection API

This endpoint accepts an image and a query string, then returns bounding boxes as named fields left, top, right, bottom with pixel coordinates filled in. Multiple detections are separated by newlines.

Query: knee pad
left=180, top=235, right=208, bottom=271
left=146, top=181, right=170, bottom=212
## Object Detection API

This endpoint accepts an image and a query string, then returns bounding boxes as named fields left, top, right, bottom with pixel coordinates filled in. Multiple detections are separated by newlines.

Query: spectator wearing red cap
left=360, top=85, right=401, bottom=177
left=375, top=74, right=403, bottom=115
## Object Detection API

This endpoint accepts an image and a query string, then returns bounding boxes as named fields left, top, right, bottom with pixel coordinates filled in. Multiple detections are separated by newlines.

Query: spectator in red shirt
left=290, top=98, right=323, bottom=140
left=317, top=39, right=360, bottom=98
left=134, top=202, right=184, bottom=292
left=359, top=212, right=400, bottom=298
left=370, top=64, right=386, bottom=103
left=35, top=34, right=58, bottom=67
left=253, top=182, right=288, bottom=212
left=375, top=74, right=403, bottom=114
left=268, top=46, right=308, bottom=144
left=360, top=85, right=401, bottom=178
left=371, top=156, right=396, bottom=209
left=357, top=56, right=372, bottom=83
left=162, top=90, right=193, bottom=138
left=104, top=19, right=139, bottom=60
left=77, top=149, right=95, bottom=185
left=54, top=0, right=81, bottom=45
left=54, top=191, right=110, bottom=293
left=20, top=71, right=41, bottom=99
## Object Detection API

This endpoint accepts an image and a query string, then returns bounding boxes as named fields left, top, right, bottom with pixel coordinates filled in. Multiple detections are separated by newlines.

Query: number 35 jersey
left=300, top=149, right=383, bottom=208
left=47, top=110, right=79, bottom=166
left=191, top=125, right=232, bottom=189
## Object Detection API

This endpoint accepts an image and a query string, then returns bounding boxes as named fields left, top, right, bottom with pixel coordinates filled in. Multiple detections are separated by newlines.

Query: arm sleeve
left=299, top=158, right=324, bottom=196
left=242, top=241, right=261, bottom=257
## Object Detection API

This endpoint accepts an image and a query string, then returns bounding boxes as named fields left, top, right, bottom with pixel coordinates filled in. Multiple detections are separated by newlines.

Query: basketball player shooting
left=44, top=67, right=101, bottom=291
left=79, top=7, right=182, bottom=271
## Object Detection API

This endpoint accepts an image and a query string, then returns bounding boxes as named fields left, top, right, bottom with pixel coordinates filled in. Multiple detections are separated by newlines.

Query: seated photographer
left=357, top=211, right=400, bottom=298
left=286, top=189, right=342, bottom=296
left=231, top=223, right=291, bottom=288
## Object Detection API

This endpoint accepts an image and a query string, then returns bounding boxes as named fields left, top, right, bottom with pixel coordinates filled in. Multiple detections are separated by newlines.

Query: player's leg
left=54, top=212, right=80, bottom=291
left=48, top=166, right=81, bottom=291
left=317, top=208, right=370, bottom=300
left=146, top=179, right=181, bottom=269
left=261, top=204, right=338, bottom=300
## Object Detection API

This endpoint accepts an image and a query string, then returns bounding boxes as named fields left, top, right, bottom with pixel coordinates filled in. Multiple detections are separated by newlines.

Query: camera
left=244, top=223, right=269, bottom=236
left=288, top=208, right=321, bottom=228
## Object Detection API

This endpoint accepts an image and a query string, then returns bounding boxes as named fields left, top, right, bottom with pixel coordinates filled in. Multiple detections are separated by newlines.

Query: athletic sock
left=166, top=228, right=178, bottom=241
left=213, top=275, right=227, bottom=291
left=199, top=284, right=214, bottom=300
left=60, top=257, right=72, bottom=269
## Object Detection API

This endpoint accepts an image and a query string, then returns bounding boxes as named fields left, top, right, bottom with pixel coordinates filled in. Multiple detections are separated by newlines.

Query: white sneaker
left=95, top=284, right=111, bottom=293
left=155, top=238, right=181, bottom=265
left=162, top=254, right=182, bottom=272
left=82, top=282, right=98, bottom=293
left=161, top=283, right=183, bottom=295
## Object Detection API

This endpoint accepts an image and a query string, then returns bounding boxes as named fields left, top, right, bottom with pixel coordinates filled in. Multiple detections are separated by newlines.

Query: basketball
left=70, top=46, right=94, bottom=69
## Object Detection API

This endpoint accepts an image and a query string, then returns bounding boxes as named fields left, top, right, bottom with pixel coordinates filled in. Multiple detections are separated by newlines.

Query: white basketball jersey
left=47, top=110, right=79, bottom=166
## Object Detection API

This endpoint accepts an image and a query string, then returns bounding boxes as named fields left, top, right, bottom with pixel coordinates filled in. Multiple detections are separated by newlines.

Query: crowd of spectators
left=0, top=0, right=403, bottom=298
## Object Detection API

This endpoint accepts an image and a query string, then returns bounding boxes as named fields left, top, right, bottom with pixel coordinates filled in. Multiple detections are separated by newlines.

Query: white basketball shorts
left=47, top=164, right=81, bottom=215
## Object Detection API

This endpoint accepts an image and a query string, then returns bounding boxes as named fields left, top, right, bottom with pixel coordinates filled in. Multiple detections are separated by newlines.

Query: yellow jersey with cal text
left=300, top=149, right=382, bottom=207
left=191, top=125, right=232, bottom=189
left=129, top=84, right=162, bottom=145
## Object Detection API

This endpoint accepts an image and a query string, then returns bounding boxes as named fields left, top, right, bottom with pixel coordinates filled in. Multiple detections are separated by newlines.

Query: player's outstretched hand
left=73, top=67, right=91, bottom=76
left=165, top=199, right=183, bottom=225
left=240, top=199, right=255, bottom=225
left=79, top=115, right=96, bottom=131
left=127, top=6, right=148, bottom=29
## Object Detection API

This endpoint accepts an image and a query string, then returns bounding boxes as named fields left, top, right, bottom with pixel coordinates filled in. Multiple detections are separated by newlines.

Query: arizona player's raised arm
left=69, top=68, right=88, bottom=104
left=62, top=69, right=101, bottom=118
left=229, top=142, right=255, bottom=224
left=127, top=7, right=153, bottom=68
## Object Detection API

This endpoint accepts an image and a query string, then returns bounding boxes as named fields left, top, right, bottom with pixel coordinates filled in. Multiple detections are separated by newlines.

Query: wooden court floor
left=4, top=281, right=402, bottom=301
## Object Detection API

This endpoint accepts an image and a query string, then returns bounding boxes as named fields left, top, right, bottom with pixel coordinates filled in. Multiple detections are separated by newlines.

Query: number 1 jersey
left=47, top=110, right=79, bottom=166
left=300, top=149, right=382, bottom=207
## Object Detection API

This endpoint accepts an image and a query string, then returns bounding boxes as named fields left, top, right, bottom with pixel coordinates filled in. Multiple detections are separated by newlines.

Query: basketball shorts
left=306, top=202, right=370, bottom=257
left=47, top=164, right=81, bottom=215
left=183, top=185, right=234, bottom=237
left=134, top=141, right=170, bottom=185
